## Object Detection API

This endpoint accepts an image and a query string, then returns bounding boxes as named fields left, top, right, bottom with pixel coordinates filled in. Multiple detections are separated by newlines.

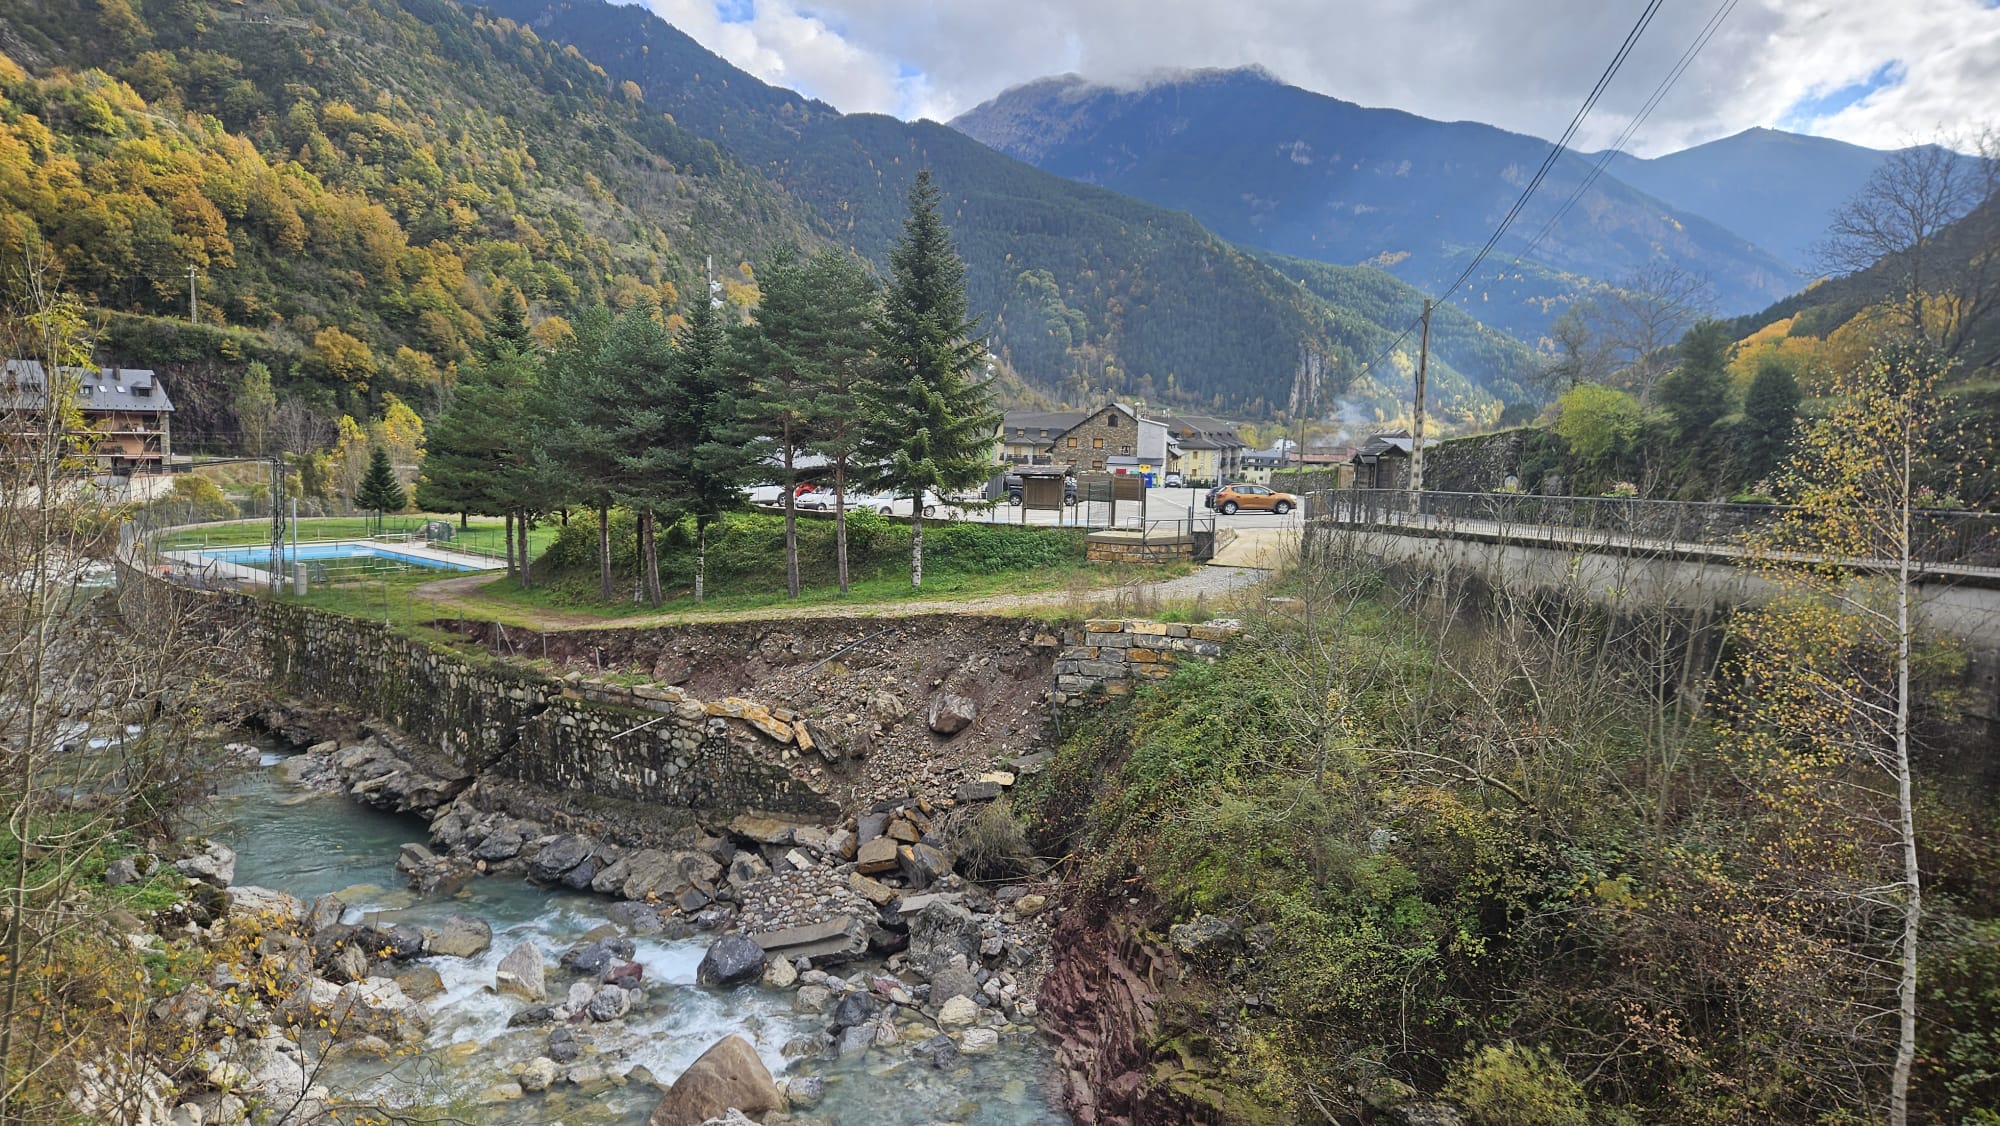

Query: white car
left=849, top=489, right=949, bottom=517
left=743, top=484, right=788, bottom=505
left=1164, top=472, right=1185, bottom=488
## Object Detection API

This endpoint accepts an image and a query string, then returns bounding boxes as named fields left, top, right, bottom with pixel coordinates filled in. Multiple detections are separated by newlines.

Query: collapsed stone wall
left=117, top=562, right=835, bottom=821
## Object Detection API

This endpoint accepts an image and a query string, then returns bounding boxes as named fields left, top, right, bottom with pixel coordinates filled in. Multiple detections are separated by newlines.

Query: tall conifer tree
left=863, top=169, right=1000, bottom=589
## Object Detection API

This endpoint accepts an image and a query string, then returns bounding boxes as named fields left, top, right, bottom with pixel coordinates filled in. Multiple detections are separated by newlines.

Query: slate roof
left=2, top=359, right=175, bottom=414
left=1001, top=409, right=1088, bottom=437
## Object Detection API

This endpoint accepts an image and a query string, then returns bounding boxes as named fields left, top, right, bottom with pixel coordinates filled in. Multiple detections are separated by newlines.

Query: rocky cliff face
left=1038, top=896, right=1220, bottom=1125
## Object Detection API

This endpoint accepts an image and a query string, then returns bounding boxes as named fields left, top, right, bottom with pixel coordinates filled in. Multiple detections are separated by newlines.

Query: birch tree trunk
left=910, top=501, right=924, bottom=589
left=695, top=521, right=707, bottom=604
left=1888, top=412, right=1919, bottom=1126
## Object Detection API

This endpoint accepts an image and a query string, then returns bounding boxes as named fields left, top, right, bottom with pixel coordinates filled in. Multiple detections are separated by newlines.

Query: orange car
left=1207, top=483, right=1299, bottom=515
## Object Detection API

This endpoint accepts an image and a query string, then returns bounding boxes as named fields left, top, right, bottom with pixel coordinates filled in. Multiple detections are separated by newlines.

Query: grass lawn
left=154, top=514, right=562, bottom=561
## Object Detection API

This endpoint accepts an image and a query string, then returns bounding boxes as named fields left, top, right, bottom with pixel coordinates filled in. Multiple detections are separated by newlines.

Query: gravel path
left=411, top=563, right=1273, bottom=631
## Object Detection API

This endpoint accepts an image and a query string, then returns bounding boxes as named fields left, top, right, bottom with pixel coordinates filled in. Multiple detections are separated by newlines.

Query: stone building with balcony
left=2, top=360, right=175, bottom=472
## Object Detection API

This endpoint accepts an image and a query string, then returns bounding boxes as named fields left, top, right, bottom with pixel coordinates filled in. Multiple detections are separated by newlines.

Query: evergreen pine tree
left=733, top=249, right=824, bottom=599
left=1657, top=319, right=1733, bottom=438
left=800, top=249, right=881, bottom=595
left=598, top=307, right=680, bottom=606
left=536, top=306, right=624, bottom=599
left=863, top=169, right=1001, bottom=589
left=677, top=285, right=747, bottom=604
left=1740, top=355, right=1803, bottom=485
left=356, top=444, right=406, bottom=531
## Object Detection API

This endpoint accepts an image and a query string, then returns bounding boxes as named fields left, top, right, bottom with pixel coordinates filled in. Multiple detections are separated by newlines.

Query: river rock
left=326, top=940, right=372, bottom=985
left=330, top=978, right=429, bottom=1043
left=519, top=1056, right=560, bottom=1093
left=547, top=1026, right=580, bottom=1063
left=563, top=943, right=614, bottom=979
left=831, top=991, right=881, bottom=1031
left=176, top=841, right=236, bottom=887
left=565, top=981, right=596, bottom=1013
left=606, top=960, right=645, bottom=988
left=305, top=894, right=345, bottom=934
left=645, top=1034, right=783, bottom=1126
left=426, top=914, right=492, bottom=958
left=620, top=850, right=722, bottom=902
left=1014, top=893, right=1049, bottom=917
left=508, top=1004, right=557, bottom=1027
left=586, top=984, right=632, bottom=1021
left=936, top=995, right=979, bottom=1027
left=527, top=834, right=594, bottom=883
left=784, top=1074, right=825, bottom=1107
left=761, top=956, right=797, bottom=989
left=394, top=964, right=445, bottom=1003
left=473, top=826, right=525, bottom=862
left=909, top=900, right=981, bottom=961
left=915, top=1033, right=958, bottom=1069
left=695, top=934, right=764, bottom=987
left=927, top=963, right=978, bottom=1003
left=495, top=941, right=547, bottom=1001
left=959, top=1026, right=1000, bottom=1054
left=835, top=1022, right=875, bottom=1059
left=225, top=885, right=305, bottom=928
left=794, top=984, right=834, bottom=1013
left=926, top=693, right=977, bottom=735
left=396, top=842, right=437, bottom=872
left=696, top=1112, right=758, bottom=1126
left=606, top=901, right=666, bottom=934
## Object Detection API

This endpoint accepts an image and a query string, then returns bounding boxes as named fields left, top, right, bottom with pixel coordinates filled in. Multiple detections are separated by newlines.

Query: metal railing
left=1309, top=488, right=2000, bottom=569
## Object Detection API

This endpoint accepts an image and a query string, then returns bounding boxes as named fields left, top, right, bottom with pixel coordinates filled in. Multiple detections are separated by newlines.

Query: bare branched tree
left=1817, top=129, right=1999, bottom=362
left=1591, top=264, right=1714, bottom=404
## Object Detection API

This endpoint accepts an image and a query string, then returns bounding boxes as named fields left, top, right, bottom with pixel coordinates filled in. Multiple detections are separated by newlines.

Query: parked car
left=1163, top=472, right=1184, bottom=488
left=1209, top=483, right=1299, bottom=515
left=793, top=489, right=839, bottom=510
left=743, top=484, right=788, bottom=505
left=1004, top=473, right=1078, bottom=505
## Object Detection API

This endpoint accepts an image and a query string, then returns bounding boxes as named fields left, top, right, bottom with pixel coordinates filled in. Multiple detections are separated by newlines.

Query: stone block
left=1128, top=621, right=1170, bottom=636
left=1083, top=620, right=1123, bottom=633
left=856, top=837, right=900, bottom=875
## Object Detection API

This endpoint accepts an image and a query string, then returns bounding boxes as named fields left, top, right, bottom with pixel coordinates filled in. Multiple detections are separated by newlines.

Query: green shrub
left=948, top=799, right=1036, bottom=880
left=1441, top=1043, right=1592, bottom=1126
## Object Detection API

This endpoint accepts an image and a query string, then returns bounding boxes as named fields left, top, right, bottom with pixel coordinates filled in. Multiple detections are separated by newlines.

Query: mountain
left=1593, top=127, right=1934, bottom=271
left=477, top=0, right=1535, bottom=424
left=0, top=0, right=819, bottom=435
left=950, top=69, right=1804, bottom=340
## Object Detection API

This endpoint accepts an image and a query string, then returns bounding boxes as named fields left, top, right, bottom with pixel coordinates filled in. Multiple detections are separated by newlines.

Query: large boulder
left=225, top=886, right=305, bottom=928
left=526, top=835, right=594, bottom=883
left=908, top=901, right=981, bottom=962
left=495, top=941, right=547, bottom=1001
left=426, top=914, right=492, bottom=959
left=1169, top=914, right=1240, bottom=958
left=926, top=693, right=977, bottom=736
left=695, top=934, right=766, bottom=988
left=646, top=1035, right=783, bottom=1126
left=175, top=841, right=236, bottom=887
left=620, top=850, right=722, bottom=902
left=329, top=978, right=429, bottom=1043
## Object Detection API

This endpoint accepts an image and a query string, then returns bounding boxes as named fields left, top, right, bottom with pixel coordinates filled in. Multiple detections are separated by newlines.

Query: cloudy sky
left=633, top=0, right=1999, bottom=156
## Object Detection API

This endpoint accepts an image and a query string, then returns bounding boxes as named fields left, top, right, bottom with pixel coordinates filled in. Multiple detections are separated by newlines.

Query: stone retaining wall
left=1053, top=618, right=1242, bottom=704
left=1084, top=532, right=1195, bottom=565
left=116, top=559, right=836, bottom=821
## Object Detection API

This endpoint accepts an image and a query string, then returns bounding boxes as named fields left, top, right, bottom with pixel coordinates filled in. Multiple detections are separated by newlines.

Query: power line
left=1346, top=0, right=1667, bottom=388
left=1499, top=0, right=1743, bottom=275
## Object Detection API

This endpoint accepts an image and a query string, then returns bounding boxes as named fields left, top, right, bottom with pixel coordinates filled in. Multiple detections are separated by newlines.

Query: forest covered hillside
left=0, top=0, right=824, bottom=436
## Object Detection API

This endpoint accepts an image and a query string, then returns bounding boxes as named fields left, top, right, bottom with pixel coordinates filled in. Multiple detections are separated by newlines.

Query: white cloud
left=639, top=0, right=2000, bottom=155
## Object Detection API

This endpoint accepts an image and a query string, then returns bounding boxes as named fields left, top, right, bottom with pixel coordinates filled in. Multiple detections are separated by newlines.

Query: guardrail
left=1308, top=488, right=2000, bottom=569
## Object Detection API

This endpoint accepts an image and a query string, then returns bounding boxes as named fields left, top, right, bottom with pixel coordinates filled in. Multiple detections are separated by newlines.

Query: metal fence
left=1309, top=488, right=2000, bottom=569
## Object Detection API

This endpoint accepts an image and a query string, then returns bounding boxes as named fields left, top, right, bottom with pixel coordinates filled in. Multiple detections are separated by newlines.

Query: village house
left=997, top=409, right=1087, bottom=465
left=1039, top=402, right=1174, bottom=478
left=2, top=359, right=175, bottom=472
left=1351, top=429, right=1422, bottom=490
left=1157, top=414, right=1248, bottom=486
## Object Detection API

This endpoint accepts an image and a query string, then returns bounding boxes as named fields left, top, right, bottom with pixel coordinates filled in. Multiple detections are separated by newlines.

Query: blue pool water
left=197, top=541, right=483, bottom=572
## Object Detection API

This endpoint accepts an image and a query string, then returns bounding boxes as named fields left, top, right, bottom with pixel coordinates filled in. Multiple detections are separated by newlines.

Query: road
left=946, top=486, right=1306, bottom=532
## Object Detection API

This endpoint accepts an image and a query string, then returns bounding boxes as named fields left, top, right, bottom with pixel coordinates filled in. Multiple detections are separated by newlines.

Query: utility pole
left=187, top=264, right=198, bottom=323
left=1409, top=298, right=1431, bottom=514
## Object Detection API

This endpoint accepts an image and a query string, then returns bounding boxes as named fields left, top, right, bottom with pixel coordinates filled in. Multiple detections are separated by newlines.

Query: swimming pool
left=196, top=542, right=484, bottom=573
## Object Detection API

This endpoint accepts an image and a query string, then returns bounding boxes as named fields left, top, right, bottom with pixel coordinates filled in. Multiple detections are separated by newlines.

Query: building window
left=1067, top=437, right=1078, bottom=448
left=1118, top=445, right=1131, bottom=455
left=1092, top=459, right=1105, bottom=470
left=1108, top=414, right=1119, bottom=427
left=1093, top=437, right=1104, bottom=449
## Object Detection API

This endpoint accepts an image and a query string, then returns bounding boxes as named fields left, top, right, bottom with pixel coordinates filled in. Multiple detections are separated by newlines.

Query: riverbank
left=184, top=735, right=1071, bottom=1124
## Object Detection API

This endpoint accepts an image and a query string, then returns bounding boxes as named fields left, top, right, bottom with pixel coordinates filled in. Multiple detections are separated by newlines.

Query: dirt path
left=410, top=563, right=1273, bottom=632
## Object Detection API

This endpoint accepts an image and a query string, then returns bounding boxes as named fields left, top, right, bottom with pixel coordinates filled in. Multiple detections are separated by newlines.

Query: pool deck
left=165, top=537, right=504, bottom=585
